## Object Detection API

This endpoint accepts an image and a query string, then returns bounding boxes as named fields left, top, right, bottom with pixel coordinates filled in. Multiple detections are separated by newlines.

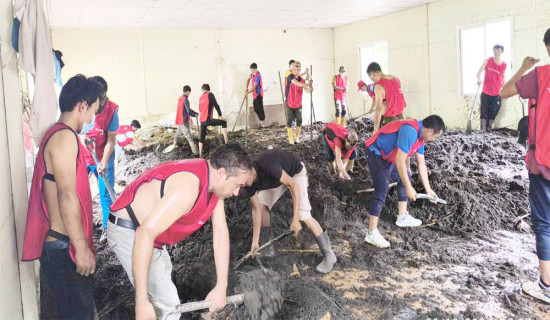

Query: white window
left=358, top=40, right=389, bottom=83
left=459, top=18, right=513, bottom=95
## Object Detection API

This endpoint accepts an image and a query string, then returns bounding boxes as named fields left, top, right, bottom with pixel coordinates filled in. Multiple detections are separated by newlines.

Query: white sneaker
left=396, top=212, right=422, bottom=227
left=99, top=230, right=107, bottom=243
left=522, top=279, right=550, bottom=303
left=364, top=229, right=390, bottom=248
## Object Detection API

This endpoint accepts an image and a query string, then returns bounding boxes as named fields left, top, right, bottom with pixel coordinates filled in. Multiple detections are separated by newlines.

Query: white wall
left=335, top=0, right=550, bottom=129
left=52, top=28, right=335, bottom=126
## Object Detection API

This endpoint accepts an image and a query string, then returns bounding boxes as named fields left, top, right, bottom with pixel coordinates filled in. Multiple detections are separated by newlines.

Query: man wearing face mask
left=22, top=75, right=101, bottom=319
left=364, top=115, right=445, bottom=248
left=81, top=76, right=119, bottom=241
left=477, top=44, right=507, bottom=131
left=245, top=63, right=266, bottom=128
left=332, top=66, right=349, bottom=125
left=106, top=143, right=252, bottom=319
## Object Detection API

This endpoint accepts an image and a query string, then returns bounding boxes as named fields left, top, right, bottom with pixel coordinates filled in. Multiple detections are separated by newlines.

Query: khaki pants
left=258, top=164, right=312, bottom=220
left=106, top=220, right=180, bottom=320
left=175, top=125, right=194, bottom=144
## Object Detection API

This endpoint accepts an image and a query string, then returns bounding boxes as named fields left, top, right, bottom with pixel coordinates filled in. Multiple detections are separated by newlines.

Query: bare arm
left=396, top=149, right=416, bottom=201
left=332, top=76, right=340, bottom=91
left=249, top=194, right=262, bottom=252
left=279, top=170, right=302, bottom=235
left=334, top=146, right=350, bottom=180
left=133, top=173, right=199, bottom=319
left=477, top=59, right=488, bottom=83
left=205, top=199, right=230, bottom=312
left=373, top=84, right=386, bottom=132
left=500, top=57, right=540, bottom=99
left=50, top=130, right=96, bottom=276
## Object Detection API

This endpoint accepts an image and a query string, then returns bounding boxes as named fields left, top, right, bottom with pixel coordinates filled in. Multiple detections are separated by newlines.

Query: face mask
left=340, top=72, right=345, bottom=77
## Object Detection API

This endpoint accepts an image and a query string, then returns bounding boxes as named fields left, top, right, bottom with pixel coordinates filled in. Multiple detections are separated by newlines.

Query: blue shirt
left=81, top=109, right=119, bottom=134
left=369, top=121, right=424, bottom=156
left=254, top=74, right=262, bottom=96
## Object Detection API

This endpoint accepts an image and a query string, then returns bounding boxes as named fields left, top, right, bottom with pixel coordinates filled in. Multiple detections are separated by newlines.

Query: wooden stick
left=357, top=182, right=397, bottom=194
left=153, top=294, right=244, bottom=319
left=234, top=230, right=292, bottom=269
left=280, top=249, right=320, bottom=254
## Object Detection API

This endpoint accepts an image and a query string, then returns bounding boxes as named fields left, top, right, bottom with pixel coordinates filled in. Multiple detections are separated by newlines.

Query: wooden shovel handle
left=153, top=294, right=244, bottom=319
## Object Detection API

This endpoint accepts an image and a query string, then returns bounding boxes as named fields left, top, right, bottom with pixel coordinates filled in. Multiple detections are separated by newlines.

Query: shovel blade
left=466, top=120, right=472, bottom=135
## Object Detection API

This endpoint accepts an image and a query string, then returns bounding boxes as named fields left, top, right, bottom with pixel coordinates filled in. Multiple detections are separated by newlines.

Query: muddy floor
left=41, top=119, right=550, bottom=319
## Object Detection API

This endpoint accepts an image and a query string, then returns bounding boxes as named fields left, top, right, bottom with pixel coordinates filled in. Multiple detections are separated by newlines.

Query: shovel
left=416, top=193, right=447, bottom=205
left=85, top=139, right=117, bottom=202
left=233, top=230, right=292, bottom=269
left=466, top=82, right=482, bottom=135
left=153, top=295, right=245, bottom=320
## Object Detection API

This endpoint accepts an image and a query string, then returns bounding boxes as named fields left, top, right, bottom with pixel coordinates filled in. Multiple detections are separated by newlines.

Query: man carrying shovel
left=106, top=144, right=253, bottom=319
left=241, top=149, right=337, bottom=273
left=169, top=85, right=199, bottom=156
left=364, top=115, right=445, bottom=248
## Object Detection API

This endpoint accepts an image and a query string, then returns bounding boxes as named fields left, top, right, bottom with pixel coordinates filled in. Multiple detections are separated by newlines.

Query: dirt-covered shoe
left=396, top=212, right=422, bottom=227
left=522, top=279, right=550, bottom=303
left=315, top=231, right=337, bottom=273
left=259, top=227, right=275, bottom=258
left=99, top=230, right=107, bottom=243
left=364, top=229, right=390, bottom=248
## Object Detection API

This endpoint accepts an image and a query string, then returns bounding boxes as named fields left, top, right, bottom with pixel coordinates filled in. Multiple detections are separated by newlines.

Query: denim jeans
left=87, top=154, right=115, bottom=229
left=40, top=240, right=95, bottom=320
left=530, top=174, right=550, bottom=261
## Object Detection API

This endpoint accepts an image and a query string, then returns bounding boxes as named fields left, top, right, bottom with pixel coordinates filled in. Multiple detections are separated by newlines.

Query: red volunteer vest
left=199, top=92, right=211, bottom=123
left=286, top=76, right=304, bottom=109
left=85, top=100, right=118, bottom=165
left=322, top=122, right=356, bottom=159
left=334, top=75, right=348, bottom=102
left=115, top=125, right=134, bottom=148
left=482, top=57, right=507, bottom=96
left=365, top=119, right=424, bottom=163
left=175, top=95, right=187, bottom=126
left=22, top=123, right=95, bottom=262
left=251, top=72, right=264, bottom=99
left=377, top=77, right=406, bottom=117
left=526, top=65, right=550, bottom=170
left=110, top=159, right=219, bottom=248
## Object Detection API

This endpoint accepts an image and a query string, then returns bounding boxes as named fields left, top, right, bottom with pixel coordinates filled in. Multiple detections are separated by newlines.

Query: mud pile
left=42, top=120, right=538, bottom=319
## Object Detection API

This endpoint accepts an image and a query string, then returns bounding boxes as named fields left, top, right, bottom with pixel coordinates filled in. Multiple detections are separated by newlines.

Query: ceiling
left=47, top=0, right=439, bottom=29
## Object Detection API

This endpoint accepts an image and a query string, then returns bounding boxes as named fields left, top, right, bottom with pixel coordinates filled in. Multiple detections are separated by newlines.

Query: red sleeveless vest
left=110, top=159, right=219, bottom=248
left=22, top=123, right=95, bottom=262
left=199, top=92, right=210, bottom=123
left=175, top=95, right=187, bottom=126
left=251, top=72, right=264, bottom=99
left=322, top=122, right=356, bottom=159
left=482, top=57, right=507, bottom=96
left=365, top=119, right=424, bottom=163
left=526, top=65, right=550, bottom=170
left=115, top=125, right=134, bottom=148
left=377, top=77, right=406, bottom=117
left=334, top=75, right=348, bottom=102
left=85, top=99, right=118, bottom=165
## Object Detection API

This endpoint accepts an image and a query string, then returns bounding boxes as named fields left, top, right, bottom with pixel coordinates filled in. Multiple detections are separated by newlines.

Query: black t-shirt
left=241, top=150, right=303, bottom=198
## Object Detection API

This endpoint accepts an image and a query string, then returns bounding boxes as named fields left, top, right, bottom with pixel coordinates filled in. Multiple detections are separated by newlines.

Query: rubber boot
left=287, top=128, right=294, bottom=145
left=340, top=116, right=346, bottom=126
left=345, top=159, right=355, bottom=174
left=295, top=126, right=301, bottom=144
left=259, top=227, right=275, bottom=258
left=335, top=116, right=340, bottom=124
left=315, top=231, right=337, bottom=273
left=487, top=120, right=494, bottom=132
left=328, top=162, right=335, bottom=174
left=190, top=143, right=199, bottom=156
left=480, top=119, right=487, bottom=132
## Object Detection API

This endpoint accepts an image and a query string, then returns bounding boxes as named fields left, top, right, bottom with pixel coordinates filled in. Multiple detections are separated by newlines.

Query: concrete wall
left=335, top=0, right=550, bottom=129
left=52, top=28, right=335, bottom=126
left=0, top=0, right=40, bottom=318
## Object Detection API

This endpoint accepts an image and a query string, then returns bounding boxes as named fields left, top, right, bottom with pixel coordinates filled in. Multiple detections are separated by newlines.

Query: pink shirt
left=515, top=68, right=550, bottom=180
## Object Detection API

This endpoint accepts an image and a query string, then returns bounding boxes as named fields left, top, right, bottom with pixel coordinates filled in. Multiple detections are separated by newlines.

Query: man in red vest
left=358, top=80, right=380, bottom=116
left=367, top=62, right=406, bottom=132
left=477, top=44, right=507, bottom=131
left=115, top=120, right=151, bottom=152
left=198, top=84, right=228, bottom=158
left=364, top=116, right=445, bottom=248
left=322, top=122, right=358, bottom=180
left=173, top=85, right=199, bottom=156
left=82, top=76, right=119, bottom=238
left=332, top=66, right=349, bottom=125
left=500, top=28, right=550, bottom=303
left=22, top=75, right=101, bottom=319
left=285, top=61, right=313, bottom=145
left=106, top=144, right=252, bottom=319
left=245, top=63, right=266, bottom=128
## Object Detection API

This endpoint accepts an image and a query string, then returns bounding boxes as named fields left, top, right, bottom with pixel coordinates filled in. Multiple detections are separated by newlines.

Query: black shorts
left=200, top=119, right=227, bottom=142
left=480, top=93, right=502, bottom=120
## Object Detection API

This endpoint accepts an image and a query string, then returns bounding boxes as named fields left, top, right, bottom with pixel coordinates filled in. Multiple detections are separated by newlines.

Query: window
left=459, top=18, right=513, bottom=95
left=358, top=40, right=389, bottom=83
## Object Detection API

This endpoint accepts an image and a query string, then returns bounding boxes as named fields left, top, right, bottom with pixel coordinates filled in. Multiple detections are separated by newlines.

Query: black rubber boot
left=315, top=231, right=337, bottom=273
left=480, top=119, right=487, bottom=132
left=487, top=120, right=494, bottom=132
left=259, top=227, right=275, bottom=258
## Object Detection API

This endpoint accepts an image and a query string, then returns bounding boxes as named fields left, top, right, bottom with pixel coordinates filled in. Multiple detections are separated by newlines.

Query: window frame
left=357, top=40, right=390, bottom=84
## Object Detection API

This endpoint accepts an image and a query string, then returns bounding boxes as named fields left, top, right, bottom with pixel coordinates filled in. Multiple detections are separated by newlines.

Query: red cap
left=357, top=80, right=366, bottom=90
